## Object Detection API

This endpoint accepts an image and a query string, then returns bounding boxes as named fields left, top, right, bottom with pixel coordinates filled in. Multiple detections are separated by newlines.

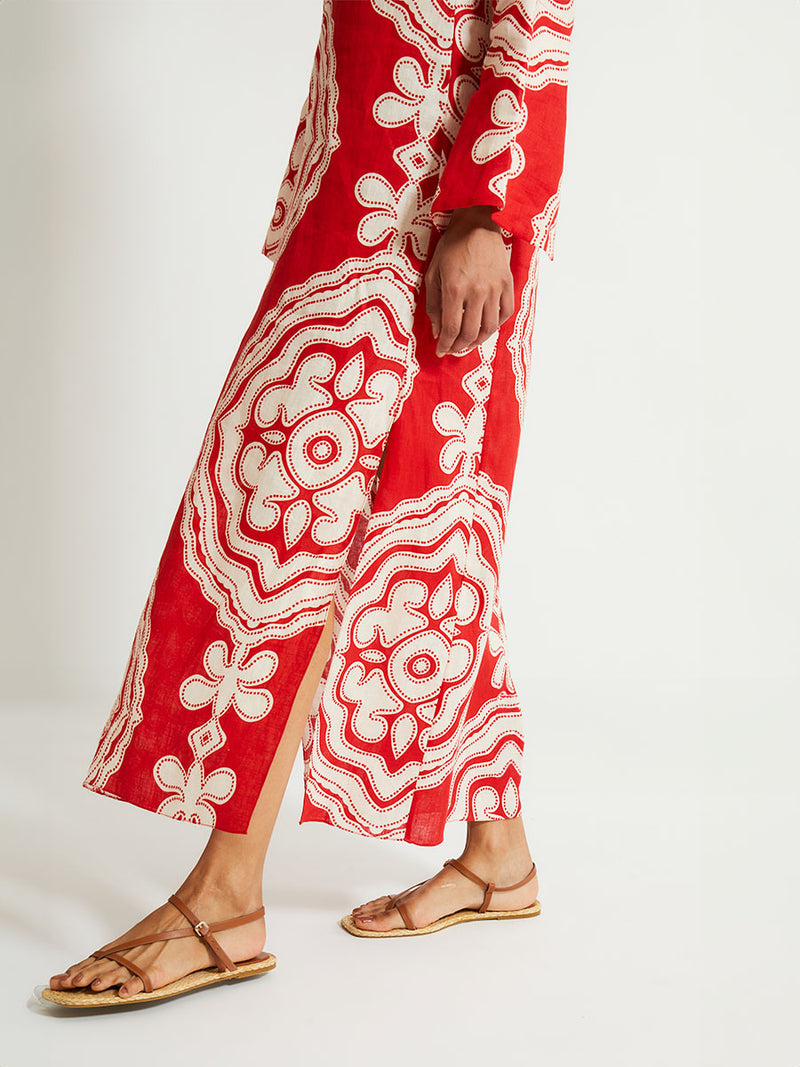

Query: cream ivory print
left=84, top=0, right=573, bottom=845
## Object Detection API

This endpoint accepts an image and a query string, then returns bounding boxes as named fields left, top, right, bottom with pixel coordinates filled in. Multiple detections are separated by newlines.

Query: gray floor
left=2, top=680, right=796, bottom=1066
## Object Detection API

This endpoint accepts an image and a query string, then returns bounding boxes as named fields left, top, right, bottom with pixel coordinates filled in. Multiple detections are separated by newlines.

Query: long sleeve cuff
left=430, top=0, right=574, bottom=261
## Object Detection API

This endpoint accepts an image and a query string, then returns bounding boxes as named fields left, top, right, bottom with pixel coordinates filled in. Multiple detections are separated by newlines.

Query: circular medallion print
left=285, top=411, right=358, bottom=490
left=387, top=631, right=450, bottom=704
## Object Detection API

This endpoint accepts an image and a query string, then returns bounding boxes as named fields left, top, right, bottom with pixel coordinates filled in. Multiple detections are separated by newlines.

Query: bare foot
left=350, top=817, right=539, bottom=932
left=48, top=878, right=265, bottom=999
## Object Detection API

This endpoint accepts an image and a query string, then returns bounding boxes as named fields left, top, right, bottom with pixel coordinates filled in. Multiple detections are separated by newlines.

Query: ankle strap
left=443, top=857, right=537, bottom=914
left=167, top=893, right=265, bottom=973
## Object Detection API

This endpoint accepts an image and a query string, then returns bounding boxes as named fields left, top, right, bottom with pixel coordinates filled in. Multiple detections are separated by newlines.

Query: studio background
left=1, top=1, right=798, bottom=1064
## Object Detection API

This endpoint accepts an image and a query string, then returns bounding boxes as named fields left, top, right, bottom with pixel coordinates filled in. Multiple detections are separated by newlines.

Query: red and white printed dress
left=83, top=0, right=574, bottom=846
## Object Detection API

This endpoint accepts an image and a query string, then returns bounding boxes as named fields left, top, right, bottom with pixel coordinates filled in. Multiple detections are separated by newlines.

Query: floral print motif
left=179, top=641, right=279, bottom=723
left=83, top=0, right=574, bottom=843
left=433, top=401, right=486, bottom=476
left=154, top=755, right=236, bottom=824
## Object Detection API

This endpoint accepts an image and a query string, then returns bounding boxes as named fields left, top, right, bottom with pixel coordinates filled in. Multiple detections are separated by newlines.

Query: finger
left=499, top=276, right=516, bottom=325
left=479, top=295, right=500, bottom=345
left=436, top=284, right=465, bottom=356
left=425, top=267, right=442, bottom=341
left=449, top=292, right=484, bottom=356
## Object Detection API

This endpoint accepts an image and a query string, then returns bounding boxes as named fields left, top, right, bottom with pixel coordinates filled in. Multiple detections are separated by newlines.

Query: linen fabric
left=83, top=0, right=574, bottom=845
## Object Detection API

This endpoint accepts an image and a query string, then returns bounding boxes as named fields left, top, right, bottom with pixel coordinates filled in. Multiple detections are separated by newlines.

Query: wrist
left=450, top=204, right=495, bottom=219
left=447, top=204, right=501, bottom=232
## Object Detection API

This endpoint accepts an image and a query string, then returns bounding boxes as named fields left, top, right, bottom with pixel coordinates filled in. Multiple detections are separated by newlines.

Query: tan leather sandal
left=41, top=891, right=276, bottom=1008
left=340, top=857, right=541, bottom=938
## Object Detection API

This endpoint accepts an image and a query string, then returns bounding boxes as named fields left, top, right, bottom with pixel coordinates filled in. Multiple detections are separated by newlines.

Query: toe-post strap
left=384, top=879, right=426, bottom=931
left=100, top=950, right=154, bottom=993
left=392, top=897, right=417, bottom=930
left=443, top=857, right=537, bottom=913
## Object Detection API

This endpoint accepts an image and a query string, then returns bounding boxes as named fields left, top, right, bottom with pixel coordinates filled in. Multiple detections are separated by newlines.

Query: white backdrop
left=2, top=2, right=798, bottom=1065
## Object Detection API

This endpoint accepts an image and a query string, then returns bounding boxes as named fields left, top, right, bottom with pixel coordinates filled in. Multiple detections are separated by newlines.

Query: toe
left=356, top=895, right=391, bottom=914
left=66, top=965, right=100, bottom=989
left=352, top=895, right=387, bottom=917
left=353, top=910, right=398, bottom=932
left=118, top=975, right=144, bottom=999
left=88, top=966, right=130, bottom=993
left=62, top=965, right=90, bottom=988
left=55, top=958, right=93, bottom=988
left=352, top=913, right=376, bottom=929
left=365, top=899, right=391, bottom=916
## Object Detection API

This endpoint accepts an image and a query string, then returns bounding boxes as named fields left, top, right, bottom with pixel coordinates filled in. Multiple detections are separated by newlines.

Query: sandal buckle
left=193, top=919, right=210, bottom=937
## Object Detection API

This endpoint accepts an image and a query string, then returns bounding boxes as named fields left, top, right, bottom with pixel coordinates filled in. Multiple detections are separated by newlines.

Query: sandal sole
left=340, top=900, right=542, bottom=937
left=40, top=952, right=276, bottom=1008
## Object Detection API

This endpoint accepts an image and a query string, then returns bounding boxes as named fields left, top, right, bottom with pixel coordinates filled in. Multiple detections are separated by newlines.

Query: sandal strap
left=443, top=857, right=537, bottom=913
left=443, top=857, right=489, bottom=890
left=443, top=857, right=494, bottom=911
left=495, top=862, right=538, bottom=893
left=93, top=894, right=265, bottom=976
left=167, top=893, right=266, bottom=936
left=100, top=950, right=154, bottom=994
left=168, top=892, right=263, bottom=973
left=383, top=879, right=426, bottom=930
left=386, top=879, right=425, bottom=908
left=393, top=898, right=417, bottom=930
left=379, top=858, right=539, bottom=929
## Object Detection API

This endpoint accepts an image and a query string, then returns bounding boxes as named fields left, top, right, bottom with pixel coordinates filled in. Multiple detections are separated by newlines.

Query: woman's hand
left=425, top=205, right=516, bottom=357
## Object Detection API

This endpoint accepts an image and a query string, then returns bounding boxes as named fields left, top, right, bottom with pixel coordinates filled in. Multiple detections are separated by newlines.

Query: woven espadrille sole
left=340, top=900, right=541, bottom=938
left=39, top=952, right=276, bottom=1008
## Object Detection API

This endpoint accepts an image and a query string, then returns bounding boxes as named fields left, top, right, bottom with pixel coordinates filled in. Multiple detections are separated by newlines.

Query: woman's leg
left=349, top=816, right=539, bottom=932
left=50, top=599, right=337, bottom=998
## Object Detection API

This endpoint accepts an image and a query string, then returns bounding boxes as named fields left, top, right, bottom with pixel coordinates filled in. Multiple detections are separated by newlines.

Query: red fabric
left=431, top=1, right=571, bottom=256
left=83, top=0, right=574, bottom=845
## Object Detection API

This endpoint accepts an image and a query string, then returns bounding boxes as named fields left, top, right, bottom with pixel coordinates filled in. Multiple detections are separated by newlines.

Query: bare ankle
left=466, top=816, right=528, bottom=849
left=460, top=818, right=533, bottom=876
left=176, top=865, right=264, bottom=911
